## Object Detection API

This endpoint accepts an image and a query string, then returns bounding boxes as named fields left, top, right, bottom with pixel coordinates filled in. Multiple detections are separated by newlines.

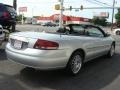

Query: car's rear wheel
left=107, top=44, right=115, bottom=57
left=66, top=51, right=83, bottom=75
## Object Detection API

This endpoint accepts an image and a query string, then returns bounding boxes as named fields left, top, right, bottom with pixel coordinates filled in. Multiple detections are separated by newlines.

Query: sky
left=0, top=0, right=120, bottom=22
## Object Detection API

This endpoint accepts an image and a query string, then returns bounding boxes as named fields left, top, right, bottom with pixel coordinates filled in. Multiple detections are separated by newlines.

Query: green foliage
left=115, top=8, right=120, bottom=24
left=92, top=17, right=107, bottom=26
left=16, top=14, right=26, bottom=21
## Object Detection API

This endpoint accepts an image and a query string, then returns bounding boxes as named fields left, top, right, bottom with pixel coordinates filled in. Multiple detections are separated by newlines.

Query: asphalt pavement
left=0, top=46, right=120, bottom=90
left=0, top=25, right=120, bottom=90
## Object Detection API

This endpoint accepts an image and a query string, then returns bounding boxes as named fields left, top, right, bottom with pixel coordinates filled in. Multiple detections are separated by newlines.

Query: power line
left=86, top=0, right=105, bottom=6
left=86, top=0, right=109, bottom=7
left=86, top=0, right=112, bottom=7
left=93, top=0, right=112, bottom=6
left=65, top=7, right=120, bottom=10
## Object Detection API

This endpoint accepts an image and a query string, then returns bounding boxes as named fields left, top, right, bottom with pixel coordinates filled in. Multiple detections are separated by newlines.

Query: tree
left=16, top=15, right=26, bottom=23
left=115, top=8, right=120, bottom=27
left=92, top=17, right=107, bottom=26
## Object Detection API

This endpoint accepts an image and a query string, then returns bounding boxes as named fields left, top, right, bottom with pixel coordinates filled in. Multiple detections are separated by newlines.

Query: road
left=0, top=25, right=120, bottom=90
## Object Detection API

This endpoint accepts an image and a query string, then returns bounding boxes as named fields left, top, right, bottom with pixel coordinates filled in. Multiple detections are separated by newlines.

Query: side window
left=72, top=25, right=84, bottom=35
left=85, top=26, right=104, bottom=37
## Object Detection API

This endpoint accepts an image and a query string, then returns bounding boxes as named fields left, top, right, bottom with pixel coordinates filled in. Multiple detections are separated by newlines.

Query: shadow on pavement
left=0, top=49, right=7, bottom=60
left=19, top=53, right=120, bottom=90
left=0, top=72, right=26, bottom=90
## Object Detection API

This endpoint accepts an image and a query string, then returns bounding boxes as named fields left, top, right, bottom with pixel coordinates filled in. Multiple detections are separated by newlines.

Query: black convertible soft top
left=56, top=24, right=107, bottom=36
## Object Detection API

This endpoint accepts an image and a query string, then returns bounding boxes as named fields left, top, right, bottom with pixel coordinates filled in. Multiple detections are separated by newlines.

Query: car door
left=69, top=25, right=100, bottom=60
left=84, top=26, right=107, bottom=61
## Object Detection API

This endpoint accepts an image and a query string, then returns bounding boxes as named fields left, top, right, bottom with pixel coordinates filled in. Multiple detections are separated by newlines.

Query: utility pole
left=111, top=0, right=115, bottom=31
left=32, top=7, right=34, bottom=18
left=59, top=0, right=64, bottom=28
left=13, top=0, right=17, bottom=10
left=12, top=0, right=17, bottom=32
left=21, top=13, right=24, bottom=24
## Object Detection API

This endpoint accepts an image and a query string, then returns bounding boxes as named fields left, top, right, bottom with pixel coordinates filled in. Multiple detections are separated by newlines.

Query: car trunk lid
left=9, top=31, right=60, bottom=50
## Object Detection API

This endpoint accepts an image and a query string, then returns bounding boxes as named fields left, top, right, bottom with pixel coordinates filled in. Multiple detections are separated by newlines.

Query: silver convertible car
left=6, top=24, right=115, bottom=75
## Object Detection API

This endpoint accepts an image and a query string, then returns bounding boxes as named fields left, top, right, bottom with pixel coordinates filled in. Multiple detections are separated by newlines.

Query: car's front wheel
left=66, top=51, right=83, bottom=75
left=116, top=30, right=120, bottom=35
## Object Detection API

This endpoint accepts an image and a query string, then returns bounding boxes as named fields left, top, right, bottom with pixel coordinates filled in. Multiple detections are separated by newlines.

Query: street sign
left=19, top=7, right=27, bottom=24
left=19, top=7, right=27, bottom=12
left=55, top=4, right=60, bottom=10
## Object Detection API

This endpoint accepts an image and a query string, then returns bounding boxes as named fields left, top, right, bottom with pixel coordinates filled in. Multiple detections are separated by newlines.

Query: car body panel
left=6, top=43, right=69, bottom=69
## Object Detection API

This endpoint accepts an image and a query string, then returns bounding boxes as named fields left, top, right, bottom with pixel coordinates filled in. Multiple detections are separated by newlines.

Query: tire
left=11, top=24, right=16, bottom=32
left=66, top=51, right=83, bottom=75
left=116, top=31, right=120, bottom=35
left=107, top=44, right=115, bottom=57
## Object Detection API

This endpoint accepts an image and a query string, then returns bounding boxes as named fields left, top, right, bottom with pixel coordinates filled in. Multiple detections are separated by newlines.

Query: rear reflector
left=34, top=39, right=59, bottom=50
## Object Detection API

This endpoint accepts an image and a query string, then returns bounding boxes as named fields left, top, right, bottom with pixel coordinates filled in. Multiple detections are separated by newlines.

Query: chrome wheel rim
left=110, top=45, right=115, bottom=56
left=71, top=55, right=82, bottom=74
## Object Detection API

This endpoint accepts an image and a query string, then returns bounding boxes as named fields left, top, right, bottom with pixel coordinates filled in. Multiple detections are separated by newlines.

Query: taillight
left=3, top=12, right=10, bottom=18
left=34, top=39, right=59, bottom=50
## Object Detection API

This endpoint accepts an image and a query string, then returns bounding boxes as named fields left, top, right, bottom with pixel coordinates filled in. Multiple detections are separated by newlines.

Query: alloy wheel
left=71, top=55, right=82, bottom=74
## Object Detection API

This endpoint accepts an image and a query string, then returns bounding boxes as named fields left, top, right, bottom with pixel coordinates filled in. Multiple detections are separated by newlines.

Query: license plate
left=14, top=40, right=22, bottom=49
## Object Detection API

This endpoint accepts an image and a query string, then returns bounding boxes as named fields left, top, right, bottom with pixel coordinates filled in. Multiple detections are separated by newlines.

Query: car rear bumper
left=6, top=43, right=69, bottom=70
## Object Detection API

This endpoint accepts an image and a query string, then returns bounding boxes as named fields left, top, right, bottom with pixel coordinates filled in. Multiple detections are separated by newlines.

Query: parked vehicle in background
left=113, top=28, right=120, bottom=35
left=0, top=25, right=5, bottom=46
left=42, top=22, right=57, bottom=27
left=0, top=3, right=17, bottom=32
left=6, top=24, right=115, bottom=75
